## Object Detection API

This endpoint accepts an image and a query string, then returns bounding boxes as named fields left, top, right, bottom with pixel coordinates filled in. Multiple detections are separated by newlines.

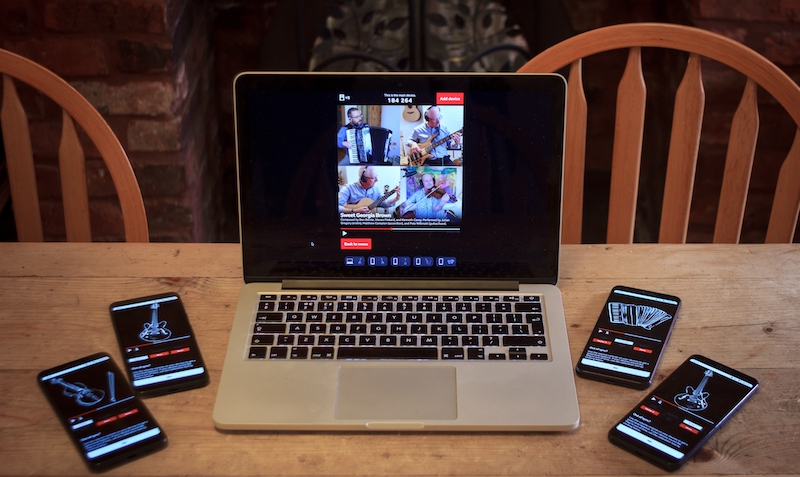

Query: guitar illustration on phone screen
left=139, top=302, right=172, bottom=343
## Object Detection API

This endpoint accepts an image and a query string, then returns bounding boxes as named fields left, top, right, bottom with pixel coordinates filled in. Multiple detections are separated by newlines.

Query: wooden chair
left=0, top=48, right=148, bottom=242
left=517, top=23, right=800, bottom=244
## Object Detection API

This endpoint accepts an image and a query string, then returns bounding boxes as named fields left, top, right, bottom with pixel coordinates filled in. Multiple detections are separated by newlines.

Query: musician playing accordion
left=337, top=107, right=392, bottom=164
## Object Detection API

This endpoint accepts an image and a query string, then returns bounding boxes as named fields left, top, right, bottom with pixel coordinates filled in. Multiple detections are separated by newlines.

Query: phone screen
left=110, top=293, right=209, bottom=397
left=37, top=353, right=167, bottom=470
left=576, top=286, right=681, bottom=388
left=608, top=355, right=758, bottom=471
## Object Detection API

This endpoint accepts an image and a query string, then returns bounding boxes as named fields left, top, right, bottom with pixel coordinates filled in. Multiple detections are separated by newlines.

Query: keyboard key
left=298, top=335, right=314, bottom=345
left=442, top=336, right=459, bottom=346
left=380, top=336, right=397, bottom=346
left=467, top=348, right=485, bottom=360
left=254, top=323, right=285, bottom=334
left=339, top=335, right=356, bottom=346
left=249, top=347, right=267, bottom=359
left=426, top=313, right=443, bottom=323
left=269, top=347, right=288, bottom=359
left=311, top=347, right=334, bottom=359
left=442, top=348, right=465, bottom=359
left=290, top=347, right=308, bottom=359
left=258, top=302, right=276, bottom=311
left=482, top=336, right=500, bottom=346
left=503, top=336, right=546, bottom=347
left=359, top=336, right=377, bottom=346
left=512, top=324, right=529, bottom=334
left=488, top=353, right=506, bottom=360
left=421, top=336, right=438, bottom=346
left=400, top=336, right=417, bottom=346
left=319, top=335, right=335, bottom=345
left=277, top=335, right=294, bottom=345
left=251, top=335, right=274, bottom=345
left=530, top=353, right=548, bottom=360
left=337, top=347, right=438, bottom=359
left=255, top=312, right=282, bottom=322
left=491, top=324, right=509, bottom=335
left=515, top=303, right=542, bottom=312
left=462, top=336, right=479, bottom=346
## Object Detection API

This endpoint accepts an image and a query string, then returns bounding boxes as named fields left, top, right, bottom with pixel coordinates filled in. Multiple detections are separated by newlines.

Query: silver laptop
left=213, top=72, right=579, bottom=431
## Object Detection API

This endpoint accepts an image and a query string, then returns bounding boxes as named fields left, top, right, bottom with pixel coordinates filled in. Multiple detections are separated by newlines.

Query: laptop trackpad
left=335, top=366, right=457, bottom=420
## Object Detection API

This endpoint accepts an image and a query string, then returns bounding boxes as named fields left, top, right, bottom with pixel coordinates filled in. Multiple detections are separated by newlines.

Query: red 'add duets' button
left=437, top=92, right=464, bottom=104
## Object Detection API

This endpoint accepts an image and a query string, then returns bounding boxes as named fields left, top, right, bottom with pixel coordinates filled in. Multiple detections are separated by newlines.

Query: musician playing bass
left=338, top=166, right=399, bottom=214
left=406, top=106, right=461, bottom=166
left=396, top=173, right=451, bottom=219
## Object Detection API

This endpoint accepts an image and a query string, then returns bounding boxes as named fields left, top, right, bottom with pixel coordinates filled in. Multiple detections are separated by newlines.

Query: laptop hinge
left=281, top=279, right=520, bottom=291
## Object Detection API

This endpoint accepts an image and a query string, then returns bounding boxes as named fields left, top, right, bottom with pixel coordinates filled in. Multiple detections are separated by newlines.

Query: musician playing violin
left=397, top=173, right=451, bottom=219
left=406, top=106, right=461, bottom=166
left=338, top=165, right=399, bottom=214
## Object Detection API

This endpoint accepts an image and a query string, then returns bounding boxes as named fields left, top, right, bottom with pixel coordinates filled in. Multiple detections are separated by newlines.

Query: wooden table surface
left=1, top=242, right=798, bottom=476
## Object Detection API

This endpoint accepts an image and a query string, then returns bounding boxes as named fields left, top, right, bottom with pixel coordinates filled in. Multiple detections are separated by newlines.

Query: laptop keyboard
left=246, top=293, right=549, bottom=361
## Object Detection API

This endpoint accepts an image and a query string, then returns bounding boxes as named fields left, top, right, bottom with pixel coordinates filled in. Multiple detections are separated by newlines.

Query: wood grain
left=0, top=243, right=798, bottom=476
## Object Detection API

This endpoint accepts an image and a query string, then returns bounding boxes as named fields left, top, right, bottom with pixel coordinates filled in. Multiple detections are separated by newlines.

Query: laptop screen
left=234, top=73, right=565, bottom=284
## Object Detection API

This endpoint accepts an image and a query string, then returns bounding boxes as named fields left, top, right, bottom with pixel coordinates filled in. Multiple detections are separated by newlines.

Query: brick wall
left=1, top=0, right=224, bottom=242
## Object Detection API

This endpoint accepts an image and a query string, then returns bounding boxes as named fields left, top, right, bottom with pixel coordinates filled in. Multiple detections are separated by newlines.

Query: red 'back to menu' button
left=341, top=238, right=372, bottom=250
left=437, top=92, right=464, bottom=104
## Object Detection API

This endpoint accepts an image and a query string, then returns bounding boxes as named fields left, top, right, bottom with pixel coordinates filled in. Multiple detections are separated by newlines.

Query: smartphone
left=37, top=353, right=167, bottom=471
left=110, top=292, right=209, bottom=397
left=575, top=286, right=681, bottom=389
left=608, top=355, right=758, bottom=471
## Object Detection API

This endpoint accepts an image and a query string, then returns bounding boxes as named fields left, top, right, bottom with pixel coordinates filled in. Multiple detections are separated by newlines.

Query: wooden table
left=1, top=243, right=798, bottom=476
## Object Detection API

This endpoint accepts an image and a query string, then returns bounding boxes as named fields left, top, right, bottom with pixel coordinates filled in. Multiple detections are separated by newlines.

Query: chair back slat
left=714, top=78, right=759, bottom=243
left=659, top=53, right=705, bottom=243
left=1, top=74, right=43, bottom=241
left=562, top=59, right=587, bottom=244
left=59, top=111, right=92, bottom=242
left=766, top=129, right=800, bottom=243
left=607, top=47, right=646, bottom=244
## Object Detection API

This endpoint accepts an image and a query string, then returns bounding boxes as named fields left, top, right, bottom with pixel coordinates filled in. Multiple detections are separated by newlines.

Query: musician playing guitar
left=406, top=106, right=461, bottom=166
left=338, top=165, right=400, bottom=214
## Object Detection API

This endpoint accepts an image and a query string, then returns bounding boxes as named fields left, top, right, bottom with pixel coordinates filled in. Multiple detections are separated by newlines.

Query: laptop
left=213, top=72, right=580, bottom=431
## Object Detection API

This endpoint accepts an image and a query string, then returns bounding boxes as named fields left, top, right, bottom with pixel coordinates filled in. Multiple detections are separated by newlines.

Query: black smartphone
left=575, top=286, right=681, bottom=389
left=110, top=292, right=209, bottom=397
left=608, top=355, right=759, bottom=471
left=37, top=353, right=167, bottom=471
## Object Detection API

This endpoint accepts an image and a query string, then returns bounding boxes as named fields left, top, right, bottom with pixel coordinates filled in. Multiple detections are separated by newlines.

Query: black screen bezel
left=234, top=72, right=565, bottom=284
